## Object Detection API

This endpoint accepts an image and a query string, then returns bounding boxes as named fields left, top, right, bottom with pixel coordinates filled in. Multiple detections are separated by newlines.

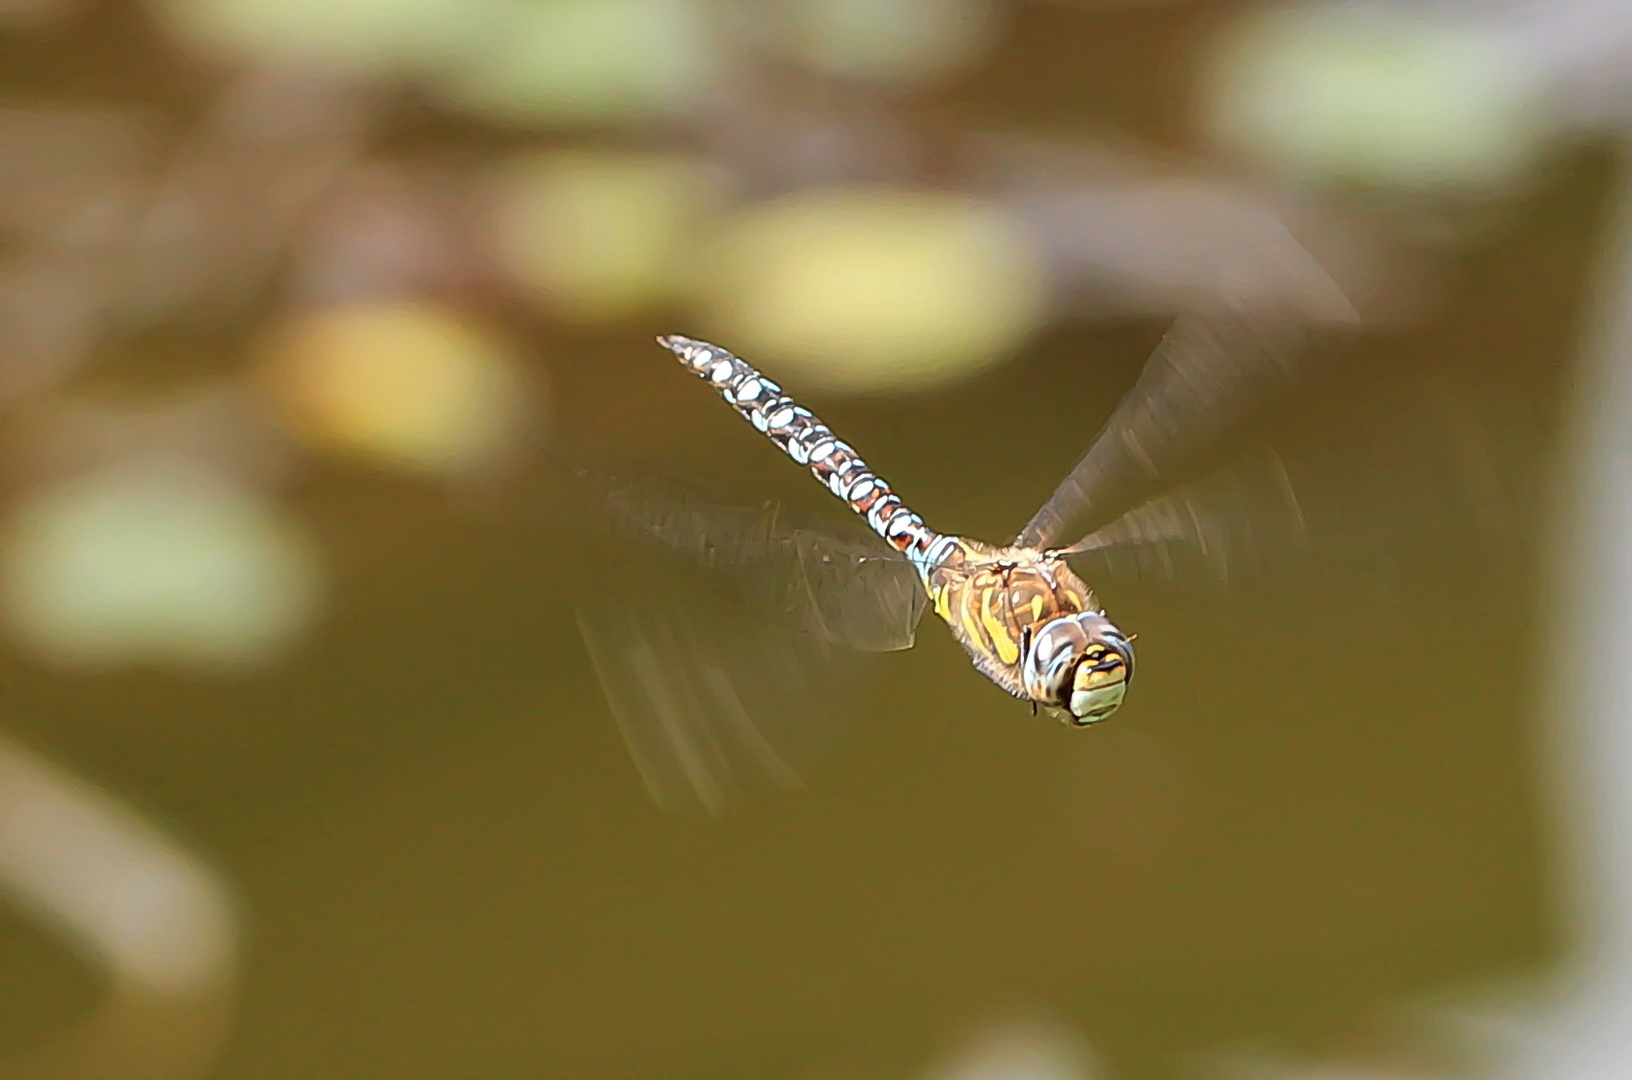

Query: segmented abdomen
left=659, top=336, right=939, bottom=562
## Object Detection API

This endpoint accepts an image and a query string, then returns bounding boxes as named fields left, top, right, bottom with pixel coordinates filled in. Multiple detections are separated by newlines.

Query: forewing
left=1016, top=306, right=1355, bottom=551
left=1059, top=450, right=1310, bottom=588
left=1061, top=371, right=1542, bottom=591
left=600, top=476, right=926, bottom=652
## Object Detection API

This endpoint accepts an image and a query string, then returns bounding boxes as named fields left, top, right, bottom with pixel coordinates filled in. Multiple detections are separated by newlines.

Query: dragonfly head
left=1022, top=612, right=1134, bottom=725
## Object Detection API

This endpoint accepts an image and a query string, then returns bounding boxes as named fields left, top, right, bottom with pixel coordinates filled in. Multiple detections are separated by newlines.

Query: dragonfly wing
left=1059, top=450, right=1309, bottom=588
left=780, top=528, right=929, bottom=652
left=601, top=476, right=926, bottom=652
left=1060, top=370, right=1541, bottom=590
left=576, top=585, right=841, bottom=816
left=1016, top=306, right=1355, bottom=551
left=574, top=472, right=925, bottom=813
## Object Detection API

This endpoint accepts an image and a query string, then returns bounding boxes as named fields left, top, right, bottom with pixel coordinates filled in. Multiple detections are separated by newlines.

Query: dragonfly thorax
left=922, top=539, right=1132, bottom=724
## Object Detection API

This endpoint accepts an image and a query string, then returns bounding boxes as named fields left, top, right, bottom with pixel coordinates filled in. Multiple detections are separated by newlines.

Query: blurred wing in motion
left=1058, top=370, right=1543, bottom=591
left=1016, top=306, right=1356, bottom=551
left=574, top=473, right=927, bottom=813
left=598, top=475, right=928, bottom=653
left=577, top=587, right=840, bottom=815
left=1058, top=449, right=1308, bottom=588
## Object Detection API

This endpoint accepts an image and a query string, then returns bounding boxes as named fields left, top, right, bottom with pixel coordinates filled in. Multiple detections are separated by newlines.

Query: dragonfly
left=648, top=335, right=1147, bottom=724
left=575, top=313, right=1377, bottom=810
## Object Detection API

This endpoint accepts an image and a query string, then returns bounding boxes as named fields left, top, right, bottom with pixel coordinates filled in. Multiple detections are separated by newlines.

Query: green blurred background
left=0, top=0, right=1612, bottom=1077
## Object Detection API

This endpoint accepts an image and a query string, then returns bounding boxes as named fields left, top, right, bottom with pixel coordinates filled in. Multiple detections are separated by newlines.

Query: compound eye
left=1025, top=621, right=1081, bottom=691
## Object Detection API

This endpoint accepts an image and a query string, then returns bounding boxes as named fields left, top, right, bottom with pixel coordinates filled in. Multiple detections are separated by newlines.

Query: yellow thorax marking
left=978, top=585, right=1020, bottom=664
left=959, top=599, right=985, bottom=654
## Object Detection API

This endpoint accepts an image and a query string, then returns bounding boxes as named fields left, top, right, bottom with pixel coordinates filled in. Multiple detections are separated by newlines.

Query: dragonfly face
left=1021, top=612, right=1135, bottom=725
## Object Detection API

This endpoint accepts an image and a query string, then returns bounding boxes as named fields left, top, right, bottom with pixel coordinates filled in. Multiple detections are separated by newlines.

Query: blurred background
left=0, top=0, right=1630, bottom=1078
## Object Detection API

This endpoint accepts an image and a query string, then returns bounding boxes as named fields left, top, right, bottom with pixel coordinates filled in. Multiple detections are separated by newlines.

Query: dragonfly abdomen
left=660, top=336, right=940, bottom=562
